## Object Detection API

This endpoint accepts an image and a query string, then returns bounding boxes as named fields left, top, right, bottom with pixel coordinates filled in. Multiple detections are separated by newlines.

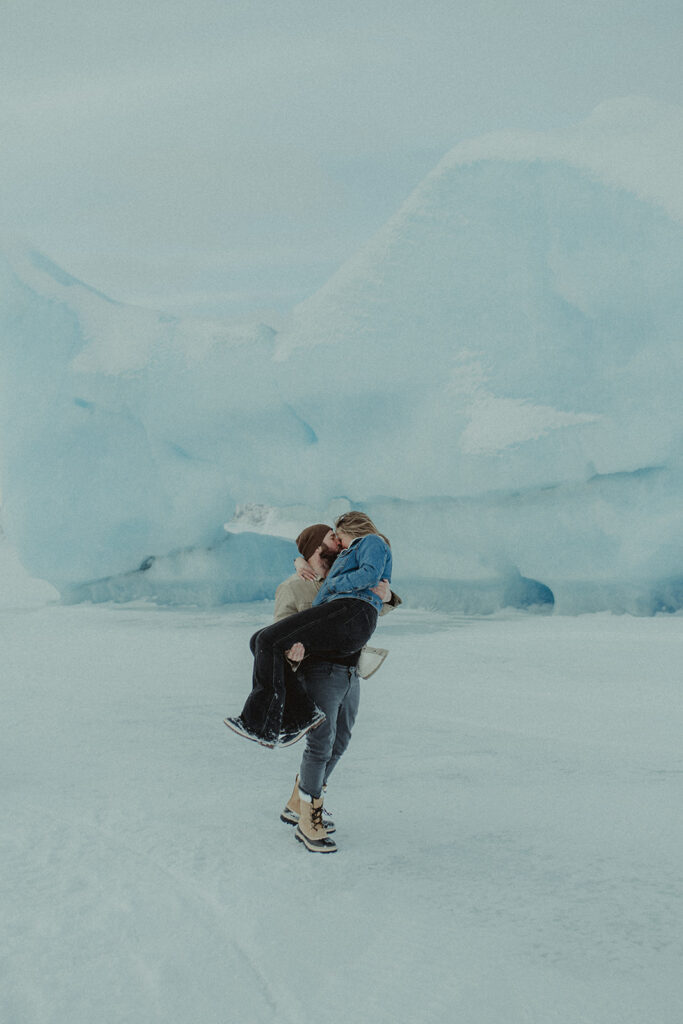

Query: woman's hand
left=371, top=579, right=391, bottom=603
left=294, top=556, right=317, bottom=581
left=285, top=642, right=305, bottom=663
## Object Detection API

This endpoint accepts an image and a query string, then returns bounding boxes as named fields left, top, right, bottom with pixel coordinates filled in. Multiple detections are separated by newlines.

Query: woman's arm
left=294, top=556, right=318, bottom=581
left=321, top=535, right=390, bottom=597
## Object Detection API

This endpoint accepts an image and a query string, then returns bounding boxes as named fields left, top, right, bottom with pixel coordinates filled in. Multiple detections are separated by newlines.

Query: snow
left=436, top=97, right=683, bottom=225
left=1, top=100, right=682, bottom=613
left=0, top=529, right=58, bottom=609
left=1, top=547, right=682, bottom=1023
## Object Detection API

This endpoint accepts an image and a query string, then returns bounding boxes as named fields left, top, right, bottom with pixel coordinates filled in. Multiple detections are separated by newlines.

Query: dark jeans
left=299, top=663, right=360, bottom=799
left=239, top=599, right=377, bottom=744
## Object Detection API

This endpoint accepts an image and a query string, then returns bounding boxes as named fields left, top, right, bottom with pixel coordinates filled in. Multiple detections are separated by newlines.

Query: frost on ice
left=1, top=99, right=682, bottom=613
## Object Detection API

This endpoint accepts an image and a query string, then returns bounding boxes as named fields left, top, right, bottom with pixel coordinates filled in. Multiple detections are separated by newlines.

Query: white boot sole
left=295, top=828, right=337, bottom=853
left=223, top=717, right=275, bottom=748
left=277, top=710, right=326, bottom=747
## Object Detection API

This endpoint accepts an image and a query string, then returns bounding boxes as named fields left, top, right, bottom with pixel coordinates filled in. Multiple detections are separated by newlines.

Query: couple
left=225, top=511, right=397, bottom=853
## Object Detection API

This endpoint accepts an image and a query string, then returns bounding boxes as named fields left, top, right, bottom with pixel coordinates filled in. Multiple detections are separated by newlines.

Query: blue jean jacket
left=312, top=534, right=392, bottom=613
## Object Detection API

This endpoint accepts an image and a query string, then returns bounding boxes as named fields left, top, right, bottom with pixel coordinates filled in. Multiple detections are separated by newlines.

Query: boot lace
left=311, top=804, right=325, bottom=831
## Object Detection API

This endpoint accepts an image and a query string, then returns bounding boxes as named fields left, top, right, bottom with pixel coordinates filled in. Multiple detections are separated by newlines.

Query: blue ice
left=1, top=102, right=682, bottom=613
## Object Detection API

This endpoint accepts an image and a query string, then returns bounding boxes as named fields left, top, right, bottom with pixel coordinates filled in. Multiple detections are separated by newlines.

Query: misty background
left=2, top=0, right=681, bottom=319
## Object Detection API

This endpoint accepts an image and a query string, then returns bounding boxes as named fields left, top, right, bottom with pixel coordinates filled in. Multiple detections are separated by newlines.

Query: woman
left=225, top=512, right=392, bottom=750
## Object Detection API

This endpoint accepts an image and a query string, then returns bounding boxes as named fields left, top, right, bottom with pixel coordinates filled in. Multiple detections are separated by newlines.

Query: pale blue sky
left=1, top=0, right=681, bottom=317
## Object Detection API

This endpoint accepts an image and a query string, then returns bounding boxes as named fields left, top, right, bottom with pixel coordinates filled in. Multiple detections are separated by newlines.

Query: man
left=275, top=523, right=400, bottom=854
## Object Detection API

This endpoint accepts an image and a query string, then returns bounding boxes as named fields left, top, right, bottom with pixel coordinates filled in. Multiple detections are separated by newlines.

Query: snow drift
left=1, top=99, right=682, bottom=613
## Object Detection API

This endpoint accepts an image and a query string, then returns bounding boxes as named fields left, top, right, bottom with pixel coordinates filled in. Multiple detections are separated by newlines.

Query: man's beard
left=319, top=548, right=338, bottom=571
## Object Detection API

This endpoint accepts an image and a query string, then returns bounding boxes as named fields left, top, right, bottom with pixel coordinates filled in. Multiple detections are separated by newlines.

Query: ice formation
left=1, top=99, right=682, bottom=613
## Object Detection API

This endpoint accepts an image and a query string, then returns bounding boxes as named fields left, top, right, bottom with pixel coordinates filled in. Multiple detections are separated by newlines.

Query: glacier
left=1, top=99, right=682, bottom=614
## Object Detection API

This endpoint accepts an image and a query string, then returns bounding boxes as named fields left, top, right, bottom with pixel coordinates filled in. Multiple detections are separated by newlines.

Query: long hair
left=334, top=511, right=390, bottom=548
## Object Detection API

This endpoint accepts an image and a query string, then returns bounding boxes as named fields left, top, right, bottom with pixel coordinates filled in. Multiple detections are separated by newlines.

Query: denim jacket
left=312, top=534, right=392, bottom=613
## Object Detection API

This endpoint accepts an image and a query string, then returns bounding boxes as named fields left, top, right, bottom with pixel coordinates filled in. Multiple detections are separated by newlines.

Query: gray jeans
left=298, top=662, right=360, bottom=799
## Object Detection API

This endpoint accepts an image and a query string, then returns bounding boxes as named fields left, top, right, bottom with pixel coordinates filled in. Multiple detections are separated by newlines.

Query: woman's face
left=336, top=529, right=353, bottom=549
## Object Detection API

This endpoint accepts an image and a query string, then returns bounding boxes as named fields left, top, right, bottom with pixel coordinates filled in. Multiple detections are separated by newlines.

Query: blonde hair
left=334, top=511, right=390, bottom=548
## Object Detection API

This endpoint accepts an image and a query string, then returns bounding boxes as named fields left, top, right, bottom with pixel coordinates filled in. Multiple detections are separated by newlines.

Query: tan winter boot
left=280, top=776, right=301, bottom=826
left=295, top=791, right=337, bottom=853
left=280, top=777, right=336, bottom=832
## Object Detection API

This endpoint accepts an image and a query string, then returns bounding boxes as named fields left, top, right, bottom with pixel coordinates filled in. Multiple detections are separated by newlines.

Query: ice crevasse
left=1, top=98, right=682, bottom=614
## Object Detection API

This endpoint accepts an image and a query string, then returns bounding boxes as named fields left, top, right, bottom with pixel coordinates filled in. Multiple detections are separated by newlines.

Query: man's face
left=322, top=529, right=342, bottom=554
left=316, top=530, right=340, bottom=572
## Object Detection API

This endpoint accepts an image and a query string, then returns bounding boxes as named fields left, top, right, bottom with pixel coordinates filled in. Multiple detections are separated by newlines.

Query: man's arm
left=274, top=577, right=321, bottom=667
left=373, top=580, right=402, bottom=616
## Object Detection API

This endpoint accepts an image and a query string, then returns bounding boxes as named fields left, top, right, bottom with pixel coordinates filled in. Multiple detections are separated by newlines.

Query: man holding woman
left=225, top=511, right=394, bottom=853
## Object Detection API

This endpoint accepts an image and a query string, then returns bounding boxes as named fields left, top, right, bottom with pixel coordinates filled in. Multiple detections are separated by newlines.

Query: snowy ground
left=2, top=550, right=682, bottom=1023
